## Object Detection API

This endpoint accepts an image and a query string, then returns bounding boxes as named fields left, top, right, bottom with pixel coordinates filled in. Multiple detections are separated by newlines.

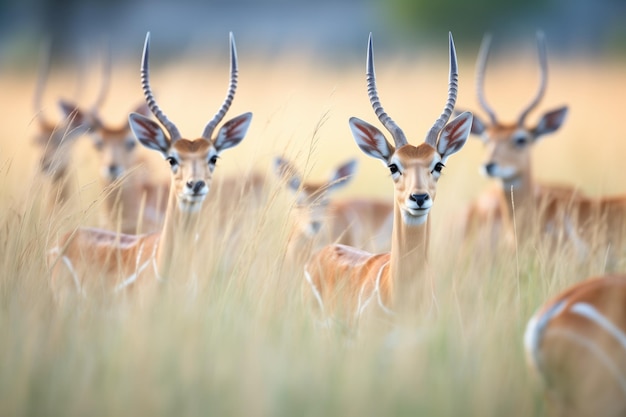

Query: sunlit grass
left=0, top=50, right=625, bottom=416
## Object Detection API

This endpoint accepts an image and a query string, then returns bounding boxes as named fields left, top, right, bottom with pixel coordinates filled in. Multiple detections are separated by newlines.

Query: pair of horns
left=140, top=32, right=239, bottom=142
left=476, top=31, right=548, bottom=126
left=366, top=32, right=459, bottom=149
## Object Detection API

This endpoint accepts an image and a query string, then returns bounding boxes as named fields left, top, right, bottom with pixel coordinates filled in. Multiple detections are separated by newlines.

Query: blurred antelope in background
left=461, top=32, right=588, bottom=252
left=275, top=156, right=392, bottom=265
left=304, top=33, right=472, bottom=324
left=524, top=273, right=626, bottom=416
left=64, top=47, right=168, bottom=234
left=48, top=32, right=252, bottom=299
left=32, top=42, right=89, bottom=207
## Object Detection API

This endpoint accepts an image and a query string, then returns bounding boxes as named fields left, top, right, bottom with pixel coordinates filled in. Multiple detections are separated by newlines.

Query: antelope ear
left=532, top=106, right=568, bottom=138
left=214, top=112, right=253, bottom=153
left=349, top=117, right=394, bottom=163
left=129, top=112, right=170, bottom=155
left=327, top=159, right=357, bottom=192
left=470, top=113, right=487, bottom=136
left=274, top=156, right=302, bottom=192
left=437, top=111, right=472, bottom=160
left=58, top=100, right=93, bottom=133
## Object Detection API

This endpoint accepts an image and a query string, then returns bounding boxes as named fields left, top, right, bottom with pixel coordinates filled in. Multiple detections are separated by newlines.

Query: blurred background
left=1, top=0, right=625, bottom=67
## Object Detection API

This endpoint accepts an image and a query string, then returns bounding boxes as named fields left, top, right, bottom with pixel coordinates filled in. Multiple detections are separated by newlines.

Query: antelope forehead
left=488, top=124, right=523, bottom=142
left=172, top=139, right=213, bottom=155
left=392, top=145, right=438, bottom=169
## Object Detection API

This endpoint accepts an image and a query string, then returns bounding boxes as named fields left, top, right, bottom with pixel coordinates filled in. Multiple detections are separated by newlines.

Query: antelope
left=524, top=274, right=626, bottom=416
left=462, top=32, right=578, bottom=249
left=56, top=46, right=169, bottom=234
left=32, top=42, right=89, bottom=206
left=48, top=32, right=252, bottom=298
left=274, top=156, right=393, bottom=264
left=303, top=33, right=472, bottom=323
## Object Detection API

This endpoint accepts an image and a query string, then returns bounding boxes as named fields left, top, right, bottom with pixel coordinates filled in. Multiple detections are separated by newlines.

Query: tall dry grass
left=0, top=47, right=625, bottom=416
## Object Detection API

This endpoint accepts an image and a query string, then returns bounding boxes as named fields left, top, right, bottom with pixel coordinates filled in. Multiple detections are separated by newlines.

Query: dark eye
left=125, top=140, right=137, bottom=151
left=388, top=164, right=399, bottom=175
left=209, top=155, right=218, bottom=165
left=166, top=156, right=178, bottom=167
left=432, top=162, right=445, bottom=174
left=514, top=136, right=528, bottom=147
left=94, top=140, right=104, bottom=151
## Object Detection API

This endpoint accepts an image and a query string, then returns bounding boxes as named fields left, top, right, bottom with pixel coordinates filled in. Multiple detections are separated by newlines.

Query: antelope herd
left=28, top=29, right=626, bottom=416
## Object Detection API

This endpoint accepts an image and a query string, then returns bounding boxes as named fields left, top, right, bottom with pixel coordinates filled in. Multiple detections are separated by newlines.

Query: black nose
left=108, top=165, right=121, bottom=177
left=409, top=193, right=429, bottom=207
left=187, top=180, right=206, bottom=194
left=484, top=162, right=496, bottom=176
left=310, top=221, right=322, bottom=233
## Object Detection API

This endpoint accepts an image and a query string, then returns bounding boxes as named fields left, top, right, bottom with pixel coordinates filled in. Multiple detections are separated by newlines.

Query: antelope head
left=274, top=157, right=357, bottom=237
left=129, top=32, right=252, bottom=213
left=349, top=33, right=472, bottom=227
left=470, top=32, right=568, bottom=186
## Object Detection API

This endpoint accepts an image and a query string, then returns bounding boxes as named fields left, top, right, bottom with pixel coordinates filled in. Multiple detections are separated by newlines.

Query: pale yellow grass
left=0, top=49, right=625, bottom=416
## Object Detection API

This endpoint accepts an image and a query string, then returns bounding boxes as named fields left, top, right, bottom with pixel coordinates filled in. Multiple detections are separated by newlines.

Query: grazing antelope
left=48, top=32, right=252, bottom=298
left=32, top=42, right=89, bottom=206
left=462, top=32, right=579, bottom=249
left=304, top=33, right=472, bottom=323
left=524, top=274, right=626, bottom=416
left=65, top=50, right=168, bottom=234
left=275, top=156, right=393, bottom=264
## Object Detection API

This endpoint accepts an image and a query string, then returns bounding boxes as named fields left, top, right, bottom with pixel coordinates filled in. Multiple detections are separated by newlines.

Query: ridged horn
left=202, top=32, right=239, bottom=139
left=425, top=32, right=459, bottom=147
left=33, top=38, right=53, bottom=127
left=517, top=31, right=548, bottom=126
left=140, top=32, right=181, bottom=142
left=366, top=33, right=407, bottom=148
left=475, top=33, right=498, bottom=125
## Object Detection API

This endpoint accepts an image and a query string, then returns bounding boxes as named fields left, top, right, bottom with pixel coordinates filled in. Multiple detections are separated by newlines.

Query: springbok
left=524, top=274, right=626, bottom=416
left=32, top=42, right=89, bottom=206
left=275, top=156, right=392, bottom=264
left=48, top=32, right=252, bottom=298
left=462, top=32, right=580, bottom=249
left=304, top=33, right=472, bottom=323
left=66, top=49, right=168, bottom=234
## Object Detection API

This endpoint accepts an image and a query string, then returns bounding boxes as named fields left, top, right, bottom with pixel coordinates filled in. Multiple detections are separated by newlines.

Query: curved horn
left=140, top=32, right=181, bottom=142
left=202, top=32, right=239, bottom=139
left=33, top=38, right=52, bottom=126
left=425, top=32, right=459, bottom=147
left=366, top=33, right=407, bottom=148
left=90, top=38, right=111, bottom=118
left=517, top=31, right=548, bottom=126
left=475, top=33, right=497, bottom=125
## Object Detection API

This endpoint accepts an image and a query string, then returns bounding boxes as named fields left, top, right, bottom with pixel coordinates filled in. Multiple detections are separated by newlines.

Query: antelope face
left=274, top=157, right=357, bottom=238
left=479, top=124, right=533, bottom=183
left=471, top=107, right=568, bottom=186
left=91, top=126, right=139, bottom=182
left=294, top=184, right=330, bottom=237
left=389, top=145, right=443, bottom=226
left=166, top=139, right=214, bottom=212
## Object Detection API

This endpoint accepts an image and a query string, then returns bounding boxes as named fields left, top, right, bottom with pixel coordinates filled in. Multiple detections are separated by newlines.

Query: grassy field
left=1, top=46, right=626, bottom=416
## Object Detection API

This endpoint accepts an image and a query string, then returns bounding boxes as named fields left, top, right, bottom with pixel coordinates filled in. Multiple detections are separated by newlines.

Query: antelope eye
left=125, top=140, right=137, bottom=151
left=209, top=155, right=219, bottom=165
left=514, top=136, right=528, bottom=147
left=93, top=140, right=104, bottom=151
left=166, top=156, right=178, bottom=167
left=388, top=164, right=399, bottom=175
left=432, top=162, right=445, bottom=174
